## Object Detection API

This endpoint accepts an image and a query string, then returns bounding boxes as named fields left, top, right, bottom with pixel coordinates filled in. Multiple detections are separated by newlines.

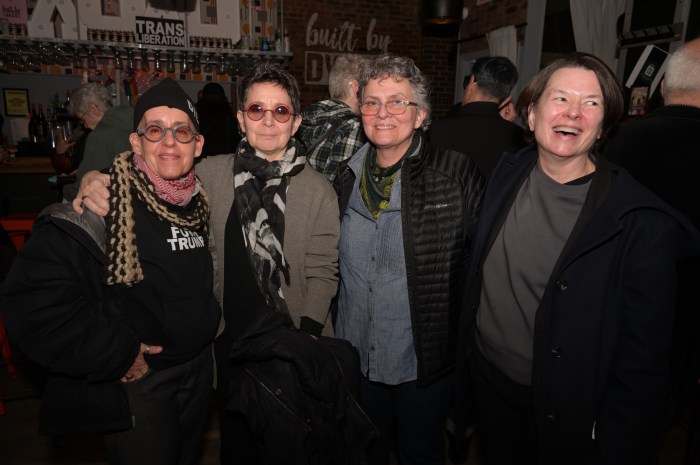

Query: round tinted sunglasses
left=243, top=104, right=295, bottom=123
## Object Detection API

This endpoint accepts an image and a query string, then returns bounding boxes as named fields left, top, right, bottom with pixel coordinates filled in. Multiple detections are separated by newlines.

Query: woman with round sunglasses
left=194, top=60, right=352, bottom=464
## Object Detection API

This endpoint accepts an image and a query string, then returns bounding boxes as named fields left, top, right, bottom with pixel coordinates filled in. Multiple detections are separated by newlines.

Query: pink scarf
left=133, top=154, right=196, bottom=206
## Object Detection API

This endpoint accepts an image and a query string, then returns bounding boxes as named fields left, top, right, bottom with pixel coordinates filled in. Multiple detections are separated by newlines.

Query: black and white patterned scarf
left=233, top=137, right=306, bottom=313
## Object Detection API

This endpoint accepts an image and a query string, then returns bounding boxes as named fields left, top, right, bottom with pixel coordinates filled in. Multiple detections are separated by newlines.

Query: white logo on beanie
left=188, top=100, right=199, bottom=126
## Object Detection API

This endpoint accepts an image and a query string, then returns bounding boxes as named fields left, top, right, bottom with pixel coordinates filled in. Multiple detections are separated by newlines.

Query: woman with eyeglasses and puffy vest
left=332, top=53, right=485, bottom=465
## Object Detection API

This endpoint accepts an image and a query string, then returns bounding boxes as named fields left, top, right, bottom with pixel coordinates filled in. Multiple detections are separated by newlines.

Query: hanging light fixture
left=153, top=50, right=162, bottom=71
left=423, top=0, right=463, bottom=25
left=166, top=51, right=175, bottom=73
left=191, top=52, right=202, bottom=74
left=87, top=48, right=98, bottom=69
left=113, top=47, right=123, bottom=70
left=179, top=51, right=189, bottom=74
left=126, top=49, right=135, bottom=71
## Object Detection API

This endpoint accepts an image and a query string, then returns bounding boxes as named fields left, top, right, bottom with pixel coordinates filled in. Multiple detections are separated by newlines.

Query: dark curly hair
left=237, top=60, right=301, bottom=115
left=356, top=53, right=432, bottom=129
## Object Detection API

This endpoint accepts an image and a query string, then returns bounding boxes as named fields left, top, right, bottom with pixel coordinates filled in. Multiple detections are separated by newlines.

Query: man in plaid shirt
left=297, top=54, right=369, bottom=182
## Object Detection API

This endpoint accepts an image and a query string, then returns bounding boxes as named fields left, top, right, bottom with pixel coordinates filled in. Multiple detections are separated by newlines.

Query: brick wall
left=281, top=0, right=527, bottom=117
left=458, top=0, right=528, bottom=54
left=284, top=0, right=456, bottom=114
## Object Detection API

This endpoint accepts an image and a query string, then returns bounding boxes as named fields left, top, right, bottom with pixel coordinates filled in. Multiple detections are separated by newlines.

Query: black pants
left=215, top=335, right=262, bottom=465
left=360, top=374, right=454, bottom=465
left=103, top=346, right=214, bottom=465
left=469, top=347, right=538, bottom=465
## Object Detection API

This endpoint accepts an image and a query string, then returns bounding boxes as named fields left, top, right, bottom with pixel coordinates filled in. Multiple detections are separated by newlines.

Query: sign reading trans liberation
left=134, top=16, right=186, bottom=46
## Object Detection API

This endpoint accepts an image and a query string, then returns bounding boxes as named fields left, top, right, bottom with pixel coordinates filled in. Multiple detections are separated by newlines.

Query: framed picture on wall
left=628, top=86, right=649, bottom=116
left=3, top=88, right=30, bottom=117
left=101, top=0, right=120, bottom=17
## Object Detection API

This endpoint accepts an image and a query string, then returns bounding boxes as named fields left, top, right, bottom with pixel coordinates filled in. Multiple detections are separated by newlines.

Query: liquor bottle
left=275, top=29, right=283, bottom=52
left=44, top=104, right=53, bottom=141
left=283, top=29, right=290, bottom=53
left=47, top=107, right=58, bottom=149
left=28, top=103, right=38, bottom=142
left=36, top=103, right=47, bottom=141
left=53, top=92, right=62, bottom=113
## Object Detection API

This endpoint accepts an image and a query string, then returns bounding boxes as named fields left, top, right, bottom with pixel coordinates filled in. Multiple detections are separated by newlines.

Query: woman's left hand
left=121, top=342, right=163, bottom=382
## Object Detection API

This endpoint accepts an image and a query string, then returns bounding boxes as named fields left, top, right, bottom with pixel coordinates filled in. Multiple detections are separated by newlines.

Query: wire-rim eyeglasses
left=360, top=100, right=418, bottom=116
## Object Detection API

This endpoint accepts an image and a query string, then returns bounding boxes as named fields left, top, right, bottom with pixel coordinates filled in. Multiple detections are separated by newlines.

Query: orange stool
left=0, top=212, right=36, bottom=415
left=0, top=315, right=18, bottom=416
left=0, top=316, right=17, bottom=379
left=0, top=212, right=38, bottom=251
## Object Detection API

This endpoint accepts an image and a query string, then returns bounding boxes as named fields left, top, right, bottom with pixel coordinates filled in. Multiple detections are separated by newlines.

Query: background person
left=296, top=53, right=369, bottom=181
left=333, top=53, right=484, bottom=465
left=604, top=37, right=700, bottom=429
left=1, top=78, right=219, bottom=465
left=430, top=56, right=525, bottom=177
left=195, top=82, right=241, bottom=157
left=455, top=52, right=700, bottom=465
left=62, top=82, right=133, bottom=202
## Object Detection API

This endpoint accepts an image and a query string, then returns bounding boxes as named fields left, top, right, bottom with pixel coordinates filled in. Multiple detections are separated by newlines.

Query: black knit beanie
left=133, top=78, right=200, bottom=132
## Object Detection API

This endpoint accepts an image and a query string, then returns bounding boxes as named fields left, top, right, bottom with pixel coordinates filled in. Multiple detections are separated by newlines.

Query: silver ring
left=144, top=345, right=151, bottom=354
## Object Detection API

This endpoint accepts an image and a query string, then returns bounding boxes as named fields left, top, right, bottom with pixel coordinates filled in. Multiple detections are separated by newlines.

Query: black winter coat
left=604, top=105, right=700, bottom=413
left=334, top=134, right=484, bottom=386
left=428, top=101, right=526, bottom=177
left=456, top=146, right=700, bottom=464
left=0, top=205, right=138, bottom=435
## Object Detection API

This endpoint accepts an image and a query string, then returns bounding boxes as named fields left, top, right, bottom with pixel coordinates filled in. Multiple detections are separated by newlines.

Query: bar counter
left=0, top=156, right=63, bottom=214
left=0, top=157, right=55, bottom=175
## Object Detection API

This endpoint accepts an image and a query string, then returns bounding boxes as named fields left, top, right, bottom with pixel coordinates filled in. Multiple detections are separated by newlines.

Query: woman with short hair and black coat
left=454, top=52, right=700, bottom=465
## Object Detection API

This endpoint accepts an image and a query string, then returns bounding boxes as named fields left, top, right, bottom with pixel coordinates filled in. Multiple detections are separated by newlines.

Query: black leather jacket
left=334, top=134, right=484, bottom=386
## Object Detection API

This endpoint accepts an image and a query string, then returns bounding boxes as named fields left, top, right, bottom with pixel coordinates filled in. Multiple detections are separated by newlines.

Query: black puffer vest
left=334, top=135, right=484, bottom=386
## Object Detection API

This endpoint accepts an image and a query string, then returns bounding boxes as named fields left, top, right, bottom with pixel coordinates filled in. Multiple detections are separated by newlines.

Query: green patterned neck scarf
left=360, top=131, right=421, bottom=219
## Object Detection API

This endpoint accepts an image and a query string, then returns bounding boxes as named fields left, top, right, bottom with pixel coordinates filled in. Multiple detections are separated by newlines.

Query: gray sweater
left=477, top=162, right=590, bottom=385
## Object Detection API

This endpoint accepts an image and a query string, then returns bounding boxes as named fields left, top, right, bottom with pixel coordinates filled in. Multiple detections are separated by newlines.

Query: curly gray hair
left=67, top=82, right=112, bottom=116
left=357, top=54, right=432, bottom=129
left=329, top=54, right=369, bottom=101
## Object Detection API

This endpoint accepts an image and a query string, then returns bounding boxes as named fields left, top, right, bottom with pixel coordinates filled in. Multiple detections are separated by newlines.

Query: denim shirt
left=335, top=145, right=417, bottom=385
